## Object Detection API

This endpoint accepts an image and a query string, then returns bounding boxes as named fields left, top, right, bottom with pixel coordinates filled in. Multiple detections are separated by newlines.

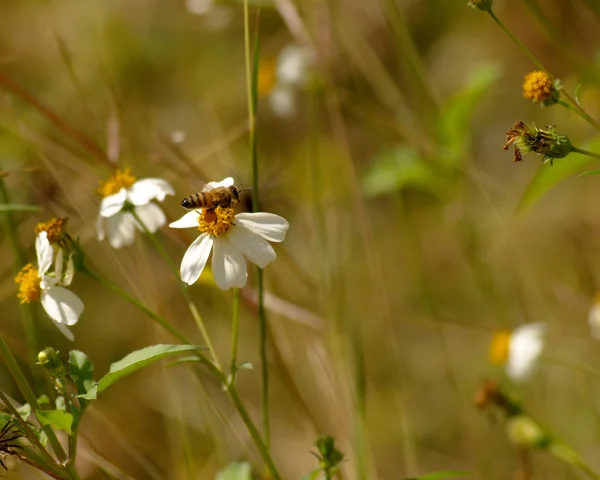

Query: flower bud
left=37, top=347, right=62, bottom=371
left=523, top=71, right=560, bottom=106
left=506, top=415, right=551, bottom=448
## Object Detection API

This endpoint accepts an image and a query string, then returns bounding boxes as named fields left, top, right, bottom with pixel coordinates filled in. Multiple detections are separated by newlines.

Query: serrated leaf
left=436, top=63, right=501, bottom=166
left=36, top=410, right=73, bottom=434
left=96, top=345, right=206, bottom=395
left=216, top=462, right=253, bottom=480
left=407, top=471, right=472, bottom=480
left=0, top=203, right=41, bottom=212
left=517, top=137, right=600, bottom=212
left=238, top=362, right=253, bottom=370
left=68, top=350, right=95, bottom=407
left=363, top=147, right=435, bottom=197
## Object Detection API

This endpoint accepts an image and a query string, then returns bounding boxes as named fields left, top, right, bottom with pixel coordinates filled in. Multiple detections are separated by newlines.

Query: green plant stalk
left=558, top=100, right=600, bottom=132
left=229, top=288, right=241, bottom=380
left=0, top=337, right=66, bottom=463
left=0, top=178, right=38, bottom=365
left=549, top=441, right=600, bottom=480
left=81, top=267, right=190, bottom=345
left=571, top=146, right=600, bottom=160
left=243, top=0, right=271, bottom=450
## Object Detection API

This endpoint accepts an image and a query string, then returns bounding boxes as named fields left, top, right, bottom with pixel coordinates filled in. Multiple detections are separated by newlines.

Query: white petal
left=228, top=223, right=276, bottom=268
left=212, top=237, right=247, bottom=290
left=276, top=44, right=313, bottom=86
left=204, top=177, right=235, bottom=191
left=105, top=212, right=136, bottom=249
left=100, top=188, right=127, bottom=218
left=63, top=254, right=75, bottom=287
left=41, top=274, right=58, bottom=289
left=128, top=178, right=175, bottom=205
left=186, top=0, right=213, bottom=15
left=35, top=232, right=53, bottom=275
left=169, top=211, right=200, bottom=229
left=54, top=247, right=63, bottom=280
left=590, top=304, right=600, bottom=340
left=133, top=203, right=166, bottom=233
left=180, top=233, right=213, bottom=285
left=41, top=287, right=84, bottom=326
left=268, top=85, right=296, bottom=118
left=51, top=320, right=75, bottom=341
left=235, top=212, right=289, bottom=242
left=97, top=213, right=106, bottom=241
left=506, top=323, right=547, bottom=381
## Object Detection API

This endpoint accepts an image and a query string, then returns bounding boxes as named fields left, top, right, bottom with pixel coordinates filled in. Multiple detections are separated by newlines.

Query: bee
left=180, top=182, right=242, bottom=211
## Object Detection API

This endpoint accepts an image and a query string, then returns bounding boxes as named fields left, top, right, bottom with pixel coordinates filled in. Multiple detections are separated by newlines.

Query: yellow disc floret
left=198, top=207, right=235, bottom=236
left=257, top=58, right=277, bottom=97
left=35, top=217, right=68, bottom=244
left=523, top=71, right=554, bottom=103
left=15, top=264, right=41, bottom=304
left=97, top=168, right=137, bottom=198
left=489, top=329, right=511, bottom=365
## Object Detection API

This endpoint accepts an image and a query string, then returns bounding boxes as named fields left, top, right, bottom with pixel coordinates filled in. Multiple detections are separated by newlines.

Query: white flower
left=169, top=177, right=289, bottom=290
left=96, top=169, right=174, bottom=249
left=15, top=232, right=84, bottom=341
left=489, top=323, right=547, bottom=381
left=589, top=295, right=600, bottom=339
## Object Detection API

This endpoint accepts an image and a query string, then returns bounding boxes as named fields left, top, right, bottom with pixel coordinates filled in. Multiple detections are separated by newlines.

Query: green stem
left=558, top=99, right=600, bottom=132
left=229, top=288, right=241, bottom=380
left=0, top=178, right=38, bottom=365
left=572, top=145, right=600, bottom=160
left=130, top=210, right=222, bottom=369
left=81, top=268, right=190, bottom=344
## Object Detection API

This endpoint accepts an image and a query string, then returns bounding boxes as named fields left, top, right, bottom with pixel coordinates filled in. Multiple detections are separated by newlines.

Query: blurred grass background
left=2, top=0, right=600, bottom=478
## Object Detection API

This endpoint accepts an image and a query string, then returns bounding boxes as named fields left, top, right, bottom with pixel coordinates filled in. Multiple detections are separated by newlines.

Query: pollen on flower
left=35, top=217, right=68, bottom=244
left=97, top=168, right=137, bottom=198
left=489, top=329, right=511, bottom=365
left=15, top=264, right=41, bottom=304
left=198, top=207, right=235, bottom=236
left=258, top=58, right=277, bottom=97
left=523, top=71, right=554, bottom=103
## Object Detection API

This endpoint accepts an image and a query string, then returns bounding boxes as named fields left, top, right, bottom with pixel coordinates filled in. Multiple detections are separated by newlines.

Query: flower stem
left=130, top=211, right=222, bottom=370
left=81, top=267, right=190, bottom=344
left=0, top=178, right=38, bottom=366
left=558, top=99, right=600, bottom=132
left=229, top=288, right=241, bottom=380
left=571, top=146, right=600, bottom=160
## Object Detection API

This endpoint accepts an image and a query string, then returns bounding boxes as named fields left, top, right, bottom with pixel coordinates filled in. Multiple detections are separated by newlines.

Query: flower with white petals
left=489, top=323, right=547, bottom=381
left=169, top=177, right=289, bottom=290
left=15, top=231, right=84, bottom=340
left=96, top=168, right=174, bottom=249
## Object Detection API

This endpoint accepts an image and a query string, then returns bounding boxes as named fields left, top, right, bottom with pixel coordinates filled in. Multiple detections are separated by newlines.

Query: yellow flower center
left=198, top=207, right=235, bottom=236
left=35, top=217, right=68, bottom=244
left=15, top=264, right=41, bottom=304
left=523, top=71, right=553, bottom=102
left=489, top=329, right=511, bottom=365
left=257, top=57, right=277, bottom=97
left=97, top=168, right=137, bottom=198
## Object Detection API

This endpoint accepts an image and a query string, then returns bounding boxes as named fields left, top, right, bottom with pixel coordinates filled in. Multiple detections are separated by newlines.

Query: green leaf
left=96, top=345, right=206, bottom=395
left=300, top=470, right=322, bottom=480
left=216, top=462, right=253, bottom=480
left=238, top=362, right=253, bottom=370
left=68, top=350, right=95, bottom=407
left=17, top=404, right=31, bottom=420
left=0, top=203, right=41, bottom=213
left=407, top=471, right=472, bottom=480
left=436, top=63, right=501, bottom=166
left=166, top=356, right=203, bottom=368
left=36, top=410, right=73, bottom=434
left=578, top=169, right=600, bottom=178
left=363, top=147, right=435, bottom=197
left=517, top=137, right=600, bottom=212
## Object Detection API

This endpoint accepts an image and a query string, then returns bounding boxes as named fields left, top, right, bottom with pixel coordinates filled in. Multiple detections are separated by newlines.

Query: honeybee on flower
left=170, top=177, right=289, bottom=290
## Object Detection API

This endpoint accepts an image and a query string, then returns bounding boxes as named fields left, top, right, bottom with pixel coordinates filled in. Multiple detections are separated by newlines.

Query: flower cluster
left=523, top=71, right=560, bottom=106
left=503, top=121, right=573, bottom=165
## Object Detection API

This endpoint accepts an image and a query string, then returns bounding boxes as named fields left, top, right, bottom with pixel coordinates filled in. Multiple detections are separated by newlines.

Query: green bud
left=468, top=0, right=493, bottom=11
left=506, top=415, right=550, bottom=448
left=38, top=347, right=61, bottom=371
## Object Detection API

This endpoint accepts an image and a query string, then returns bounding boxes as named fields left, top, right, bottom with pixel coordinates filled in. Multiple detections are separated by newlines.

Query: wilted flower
left=169, top=177, right=289, bottom=290
left=503, top=121, right=573, bottom=165
left=96, top=168, right=174, bottom=249
left=489, top=323, right=547, bottom=381
left=15, top=231, right=84, bottom=340
left=523, top=71, right=560, bottom=106
left=468, top=0, right=493, bottom=11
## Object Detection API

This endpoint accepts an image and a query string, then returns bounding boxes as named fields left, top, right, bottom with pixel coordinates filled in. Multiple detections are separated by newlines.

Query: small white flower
left=489, top=323, right=547, bottom=381
left=96, top=168, right=174, bottom=249
left=169, top=177, right=289, bottom=290
left=16, top=232, right=84, bottom=340
left=589, top=295, right=600, bottom=339
left=276, top=45, right=315, bottom=87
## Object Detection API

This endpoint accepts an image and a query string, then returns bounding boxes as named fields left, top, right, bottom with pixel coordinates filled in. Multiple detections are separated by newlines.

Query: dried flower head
left=0, top=421, right=23, bottom=470
left=523, top=71, right=559, bottom=106
left=503, top=121, right=573, bottom=165
left=468, top=0, right=492, bottom=11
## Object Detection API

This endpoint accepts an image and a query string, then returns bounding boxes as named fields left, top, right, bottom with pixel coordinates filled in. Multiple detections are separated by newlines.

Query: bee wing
left=203, top=177, right=235, bottom=192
